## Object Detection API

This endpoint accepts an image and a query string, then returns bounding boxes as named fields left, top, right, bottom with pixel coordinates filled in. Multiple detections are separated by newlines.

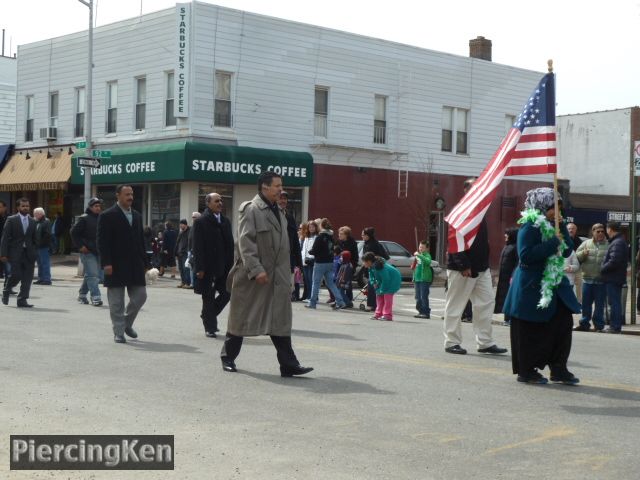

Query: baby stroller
left=355, top=284, right=369, bottom=311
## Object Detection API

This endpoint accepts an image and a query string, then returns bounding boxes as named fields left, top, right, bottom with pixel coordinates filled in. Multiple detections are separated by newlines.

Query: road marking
left=485, top=426, right=576, bottom=455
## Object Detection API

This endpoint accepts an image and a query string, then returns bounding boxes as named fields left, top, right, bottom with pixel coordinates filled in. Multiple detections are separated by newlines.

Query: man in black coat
left=0, top=197, right=38, bottom=307
left=174, top=219, right=191, bottom=288
left=97, top=185, right=149, bottom=344
left=0, top=200, right=7, bottom=279
left=600, top=221, right=629, bottom=334
left=277, top=191, right=303, bottom=298
left=192, top=192, right=234, bottom=338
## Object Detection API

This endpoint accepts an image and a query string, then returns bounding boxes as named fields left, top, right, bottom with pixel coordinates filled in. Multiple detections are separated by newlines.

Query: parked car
left=355, top=240, right=442, bottom=287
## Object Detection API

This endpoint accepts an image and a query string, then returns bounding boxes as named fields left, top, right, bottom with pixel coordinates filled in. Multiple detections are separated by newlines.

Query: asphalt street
left=1, top=267, right=640, bottom=480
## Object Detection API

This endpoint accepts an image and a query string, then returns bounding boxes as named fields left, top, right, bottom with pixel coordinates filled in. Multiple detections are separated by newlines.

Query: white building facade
left=4, top=1, right=548, bottom=262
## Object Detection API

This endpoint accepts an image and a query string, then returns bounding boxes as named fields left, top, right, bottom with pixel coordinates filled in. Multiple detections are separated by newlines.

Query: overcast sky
left=4, top=0, right=639, bottom=115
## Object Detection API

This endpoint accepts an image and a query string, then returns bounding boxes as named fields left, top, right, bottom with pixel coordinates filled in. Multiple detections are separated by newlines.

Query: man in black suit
left=0, top=200, right=7, bottom=280
left=277, top=191, right=303, bottom=300
left=192, top=192, right=234, bottom=338
left=0, top=198, right=38, bottom=307
left=97, top=185, right=149, bottom=344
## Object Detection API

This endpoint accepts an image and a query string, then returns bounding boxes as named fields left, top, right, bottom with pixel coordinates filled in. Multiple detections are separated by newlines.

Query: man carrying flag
left=443, top=178, right=508, bottom=355
left=443, top=70, right=558, bottom=356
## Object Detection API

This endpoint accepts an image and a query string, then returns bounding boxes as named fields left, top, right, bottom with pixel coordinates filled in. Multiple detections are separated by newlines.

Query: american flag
left=445, top=73, right=556, bottom=254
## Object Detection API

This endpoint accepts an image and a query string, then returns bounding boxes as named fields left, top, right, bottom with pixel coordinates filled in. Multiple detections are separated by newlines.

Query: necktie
left=22, top=215, right=28, bottom=234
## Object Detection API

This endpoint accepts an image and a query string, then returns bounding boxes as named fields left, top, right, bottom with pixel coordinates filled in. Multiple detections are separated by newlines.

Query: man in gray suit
left=0, top=198, right=38, bottom=307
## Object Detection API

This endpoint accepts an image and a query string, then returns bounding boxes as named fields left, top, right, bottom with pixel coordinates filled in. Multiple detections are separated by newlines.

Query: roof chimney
left=469, top=36, right=492, bottom=61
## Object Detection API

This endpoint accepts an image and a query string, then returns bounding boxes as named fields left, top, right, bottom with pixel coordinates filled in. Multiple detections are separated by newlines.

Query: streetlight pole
left=78, top=0, right=93, bottom=208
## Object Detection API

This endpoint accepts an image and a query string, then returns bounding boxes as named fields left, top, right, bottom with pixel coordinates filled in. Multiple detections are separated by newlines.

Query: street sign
left=77, top=157, right=101, bottom=168
left=635, top=141, right=640, bottom=177
left=75, top=141, right=87, bottom=149
left=91, top=149, right=112, bottom=159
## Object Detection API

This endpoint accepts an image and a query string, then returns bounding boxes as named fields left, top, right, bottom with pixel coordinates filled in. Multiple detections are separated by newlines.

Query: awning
left=70, top=141, right=313, bottom=187
left=0, top=144, right=13, bottom=172
left=0, top=149, right=72, bottom=192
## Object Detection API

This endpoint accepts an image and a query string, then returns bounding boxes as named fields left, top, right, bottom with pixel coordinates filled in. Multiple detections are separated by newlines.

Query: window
left=135, top=77, right=146, bottom=131
left=214, top=71, right=232, bottom=127
left=165, top=72, right=176, bottom=127
left=74, top=87, right=85, bottom=138
left=383, top=241, right=411, bottom=258
left=25, top=96, right=34, bottom=142
left=314, top=87, right=328, bottom=137
left=150, top=184, right=181, bottom=230
left=374, top=95, right=386, bottom=144
left=505, top=114, right=516, bottom=135
left=441, top=107, right=469, bottom=154
left=49, top=92, right=59, bottom=127
left=106, top=81, right=118, bottom=133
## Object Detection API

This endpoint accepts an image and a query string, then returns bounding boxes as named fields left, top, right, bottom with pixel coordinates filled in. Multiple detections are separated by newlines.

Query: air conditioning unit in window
left=39, top=127, right=57, bottom=140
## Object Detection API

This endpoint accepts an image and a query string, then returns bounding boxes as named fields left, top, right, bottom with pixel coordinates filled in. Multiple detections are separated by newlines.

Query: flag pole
left=548, top=59, right=560, bottom=234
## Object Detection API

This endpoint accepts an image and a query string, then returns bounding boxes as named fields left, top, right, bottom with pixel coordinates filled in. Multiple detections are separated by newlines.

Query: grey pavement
left=1, top=261, right=640, bottom=479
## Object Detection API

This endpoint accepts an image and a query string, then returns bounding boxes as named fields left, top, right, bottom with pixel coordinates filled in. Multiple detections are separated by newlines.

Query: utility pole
left=78, top=0, right=93, bottom=208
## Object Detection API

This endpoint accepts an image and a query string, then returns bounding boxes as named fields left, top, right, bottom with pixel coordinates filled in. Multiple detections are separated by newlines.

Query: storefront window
left=150, top=183, right=180, bottom=231
left=198, top=184, right=233, bottom=221
left=284, top=188, right=303, bottom=225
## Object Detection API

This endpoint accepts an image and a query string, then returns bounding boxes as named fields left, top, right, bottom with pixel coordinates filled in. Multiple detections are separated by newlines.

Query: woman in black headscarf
left=503, top=187, right=581, bottom=385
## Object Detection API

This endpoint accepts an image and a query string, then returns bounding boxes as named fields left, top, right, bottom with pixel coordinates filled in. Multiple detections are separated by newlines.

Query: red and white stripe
left=445, top=125, right=556, bottom=253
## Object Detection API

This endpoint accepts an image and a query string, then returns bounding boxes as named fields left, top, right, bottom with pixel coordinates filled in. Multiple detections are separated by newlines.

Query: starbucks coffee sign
left=175, top=3, right=191, bottom=117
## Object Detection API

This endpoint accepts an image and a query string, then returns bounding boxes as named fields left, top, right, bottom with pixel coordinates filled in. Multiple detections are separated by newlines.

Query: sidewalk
left=47, top=255, right=640, bottom=335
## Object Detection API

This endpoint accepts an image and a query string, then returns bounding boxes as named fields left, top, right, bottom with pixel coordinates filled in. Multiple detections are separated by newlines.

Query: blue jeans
left=606, top=283, right=623, bottom=331
left=415, top=281, right=431, bottom=315
left=79, top=252, right=102, bottom=301
left=309, top=262, right=345, bottom=308
left=580, top=282, right=605, bottom=329
left=178, top=255, right=191, bottom=286
left=37, top=247, right=51, bottom=282
left=302, top=264, right=314, bottom=299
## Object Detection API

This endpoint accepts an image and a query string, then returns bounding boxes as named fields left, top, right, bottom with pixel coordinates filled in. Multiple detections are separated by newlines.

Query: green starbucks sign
left=71, top=142, right=313, bottom=186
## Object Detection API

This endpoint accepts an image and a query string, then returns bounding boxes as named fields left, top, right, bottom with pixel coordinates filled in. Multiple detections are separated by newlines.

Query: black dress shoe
left=221, top=357, right=237, bottom=372
left=17, top=301, right=34, bottom=308
left=114, top=334, right=126, bottom=343
left=280, top=365, right=314, bottom=377
left=124, top=327, right=138, bottom=339
left=2, top=293, right=8, bottom=305
left=478, top=345, right=508, bottom=354
left=33, top=280, right=42, bottom=285
left=445, top=345, right=467, bottom=355
left=9, top=290, right=17, bottom=295
left=205, top=331, right=217, bottom=338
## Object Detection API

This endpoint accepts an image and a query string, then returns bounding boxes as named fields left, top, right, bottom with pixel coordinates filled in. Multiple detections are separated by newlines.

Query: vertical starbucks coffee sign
left=175, top=3, right=191, bottom=117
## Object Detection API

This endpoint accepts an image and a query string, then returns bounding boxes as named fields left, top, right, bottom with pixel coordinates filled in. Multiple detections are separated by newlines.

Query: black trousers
left=201, top=279, right=230, bottom=333
left=221, top=333, right=299, bottom=368
left=3, top=251, right=34, bottom=302
left=510, top=301, right=573, bottom=376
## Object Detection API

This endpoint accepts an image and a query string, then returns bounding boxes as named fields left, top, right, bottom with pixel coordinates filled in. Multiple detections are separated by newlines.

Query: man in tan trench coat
left=221, top=171, right=314, bottom=377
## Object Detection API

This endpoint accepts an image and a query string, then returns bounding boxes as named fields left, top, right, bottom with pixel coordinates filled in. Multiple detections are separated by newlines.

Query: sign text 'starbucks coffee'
left=70, top=142, right=313, bottom=187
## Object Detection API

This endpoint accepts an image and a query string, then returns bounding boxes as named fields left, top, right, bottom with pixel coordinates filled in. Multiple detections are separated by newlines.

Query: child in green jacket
left=362, top=252, right=402, bottom=321
left=412, top=240, right=433, bottom=319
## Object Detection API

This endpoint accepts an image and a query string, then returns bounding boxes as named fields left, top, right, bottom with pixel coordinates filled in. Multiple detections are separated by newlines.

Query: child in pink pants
left=362, top=252, right=402, bottom=321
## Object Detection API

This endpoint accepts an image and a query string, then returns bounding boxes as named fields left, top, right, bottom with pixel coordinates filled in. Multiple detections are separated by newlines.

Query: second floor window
left=75, top=87, right=85, bottom=138
left=49, top=92, right=59, bottom=127
left=25, top=95, right=34, bottom=142
left=136, top=77, right=146, bottom=131
left=106, top=81, right=118, bottom=134
left=374, top=95, right=387, bottom=144
left=441, top=107, right=469, bottom=154
left=165, top=72, right=176, bottom=127
left=314, top=87, right=328, bottom=137
left=214, top=71, right=232, bottom=127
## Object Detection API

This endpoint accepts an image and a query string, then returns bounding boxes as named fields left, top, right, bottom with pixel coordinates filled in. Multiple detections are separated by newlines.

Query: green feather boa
left=517, top=208, right=567, bottom=309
